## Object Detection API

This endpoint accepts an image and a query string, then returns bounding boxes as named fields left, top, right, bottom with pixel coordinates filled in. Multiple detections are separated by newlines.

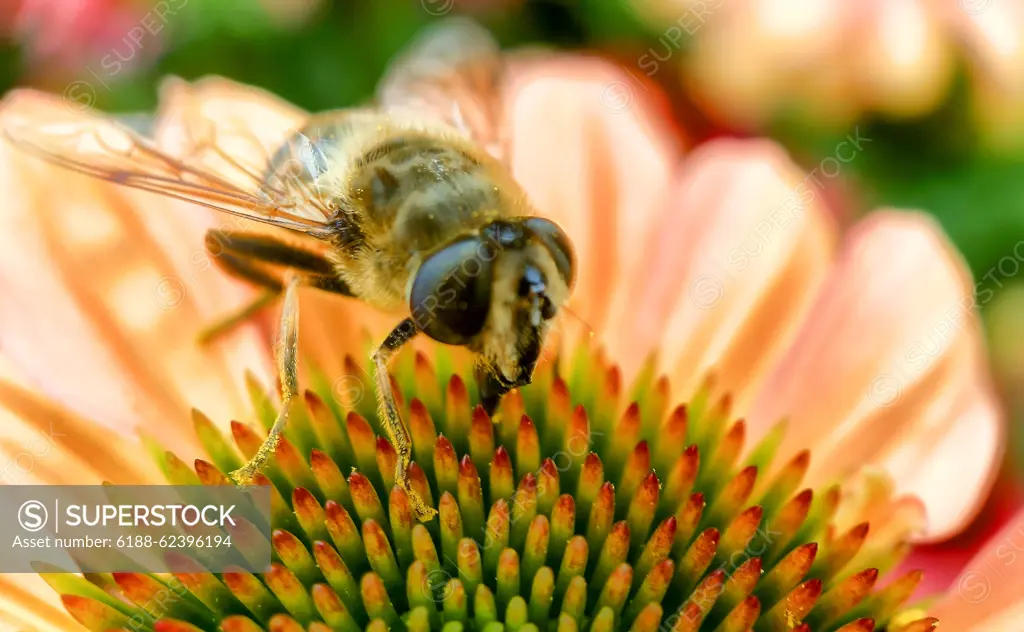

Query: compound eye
left=410, top=237, right=494, bottom=345
left=523, top=217, right=576, bottom=289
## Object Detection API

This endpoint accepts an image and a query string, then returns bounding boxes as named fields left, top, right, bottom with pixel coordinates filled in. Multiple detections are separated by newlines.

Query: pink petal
left=852, top=0, right=954, bottom=117
left=751, top=210, right=1003, bottom=539
left=503, top=56, right=681, bottom=353
left=0, top=89, right=272, bottom=455
left=903, top=476, right=1024, bottom=598
left=945, top=0, right=1024, bottom=95
left=879, top=369, right=1004, bottom=541
left=929, top=508, right=1024, bottom=630
left=0, top=573, right=72, bottom=632
left=617, top=138, right=836, bottom=401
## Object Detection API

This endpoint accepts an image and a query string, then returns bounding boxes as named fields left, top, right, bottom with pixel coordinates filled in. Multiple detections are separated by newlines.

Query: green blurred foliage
left=64, top=0, right=444, bottom=113
left=773, top=70, right=1024, bottom=286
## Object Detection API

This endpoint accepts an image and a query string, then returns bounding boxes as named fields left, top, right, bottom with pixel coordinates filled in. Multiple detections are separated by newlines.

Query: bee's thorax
left=335, top=131, right=528, bottom=309
left=267, top=112, right=532, bottom=312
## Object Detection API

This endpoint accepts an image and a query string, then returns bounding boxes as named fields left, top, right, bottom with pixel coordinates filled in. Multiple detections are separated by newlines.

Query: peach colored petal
left=808, top=306, right=985, bottom=483
left=852, top=0, right=954, bottom=117
left=0, top=573, right=72, bottom=632
left=929, top=508, right=1024, bottom=630
left=0, top=366, right=148, bottom=632
left=830, top=466, right=929, bottom=577
left=947, top=0, right=1024, bottom=94
left=745, top=0, right=847, bottom=64
left=750, top=210, right=1000, bottom=539
left=616, top=138, right=835, bottom=403
left=879, top=369, right=1004, bottom=542
left=503, top=55, right=681, bottom=355
left=684, top=15, right=786, bottom=128
left=0, top=377, right=162, bottom=486
left=904, top=474, right=1024, bottom=600
left=0, top=90, right=274, bottom=456
left=156, top=76, right=396, bottom=381
left=948, top=0, right=1024, bottom=149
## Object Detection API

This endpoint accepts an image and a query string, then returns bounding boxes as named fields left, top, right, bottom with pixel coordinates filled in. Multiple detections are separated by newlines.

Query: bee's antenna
left=538, top=303, right=595, bottom=372
left=560, top=303, right=595, bottom=339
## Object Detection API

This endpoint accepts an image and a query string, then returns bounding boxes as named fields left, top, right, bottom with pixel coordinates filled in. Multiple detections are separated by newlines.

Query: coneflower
left=0, top=50, right=1010, bottom=631
left=45, top=339, right=935, bottom=632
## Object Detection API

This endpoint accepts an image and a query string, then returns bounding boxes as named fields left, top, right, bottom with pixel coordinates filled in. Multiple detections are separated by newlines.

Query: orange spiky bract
left=44, top=343, right=939, bottom=631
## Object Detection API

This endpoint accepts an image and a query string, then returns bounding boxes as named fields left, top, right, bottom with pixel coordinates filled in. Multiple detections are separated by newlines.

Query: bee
left=4, top=18, right=576, bottom=521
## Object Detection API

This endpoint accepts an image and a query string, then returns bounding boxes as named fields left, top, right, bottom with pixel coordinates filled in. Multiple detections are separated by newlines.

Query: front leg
left=372, top=318, right=438, bottom=521
left=198, top=229, right=354, bottom=344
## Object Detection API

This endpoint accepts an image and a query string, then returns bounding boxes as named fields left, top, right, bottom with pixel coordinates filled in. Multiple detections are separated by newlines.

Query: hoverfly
left=4, top=18, right=576, bottom=521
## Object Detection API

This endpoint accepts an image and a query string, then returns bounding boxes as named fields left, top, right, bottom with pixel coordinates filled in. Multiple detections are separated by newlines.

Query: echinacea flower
left=0, top=50, right=1012, bottom=630
left=633, top=0, right=1024, bottom=148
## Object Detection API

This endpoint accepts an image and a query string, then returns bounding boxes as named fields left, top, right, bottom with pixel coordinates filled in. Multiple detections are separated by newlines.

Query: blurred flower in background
left=631, top=0, right=1024, bottom=151
left=11, top=0, right=165, bottom=77
left=2, top=0, right=324, bottom=112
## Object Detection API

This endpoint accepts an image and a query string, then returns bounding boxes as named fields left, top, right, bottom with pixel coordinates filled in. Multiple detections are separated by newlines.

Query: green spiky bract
left=46, top=344, right=938, bottom=632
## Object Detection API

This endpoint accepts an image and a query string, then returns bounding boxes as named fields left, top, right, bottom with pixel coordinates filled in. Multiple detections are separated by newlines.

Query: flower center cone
left=42, top=342, right=939, bottom=632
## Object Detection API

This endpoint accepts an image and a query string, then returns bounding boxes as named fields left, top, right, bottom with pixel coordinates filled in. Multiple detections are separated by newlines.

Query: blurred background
left=2, top=0, right=1022, bottom=576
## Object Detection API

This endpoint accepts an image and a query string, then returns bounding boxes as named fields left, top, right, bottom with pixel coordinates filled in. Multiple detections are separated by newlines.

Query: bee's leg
left=372, top=318, right=438, bottom=522
left=205, top=230, right=341, bottom=276
left=198, top=250, right=283, bottom=344
left=229, top=271, right=301, bottom=484
left=199, top=229, right=353, bottom=344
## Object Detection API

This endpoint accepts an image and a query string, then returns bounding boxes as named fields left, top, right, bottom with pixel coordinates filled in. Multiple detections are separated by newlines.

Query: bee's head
left=408, top=218, right=575, bottom=409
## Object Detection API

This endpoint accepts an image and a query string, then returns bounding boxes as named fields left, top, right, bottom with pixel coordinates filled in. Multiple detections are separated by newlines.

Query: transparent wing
left=378, top=17, right=509, bottom=163
left=3, top=94, right=336, bottom=238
